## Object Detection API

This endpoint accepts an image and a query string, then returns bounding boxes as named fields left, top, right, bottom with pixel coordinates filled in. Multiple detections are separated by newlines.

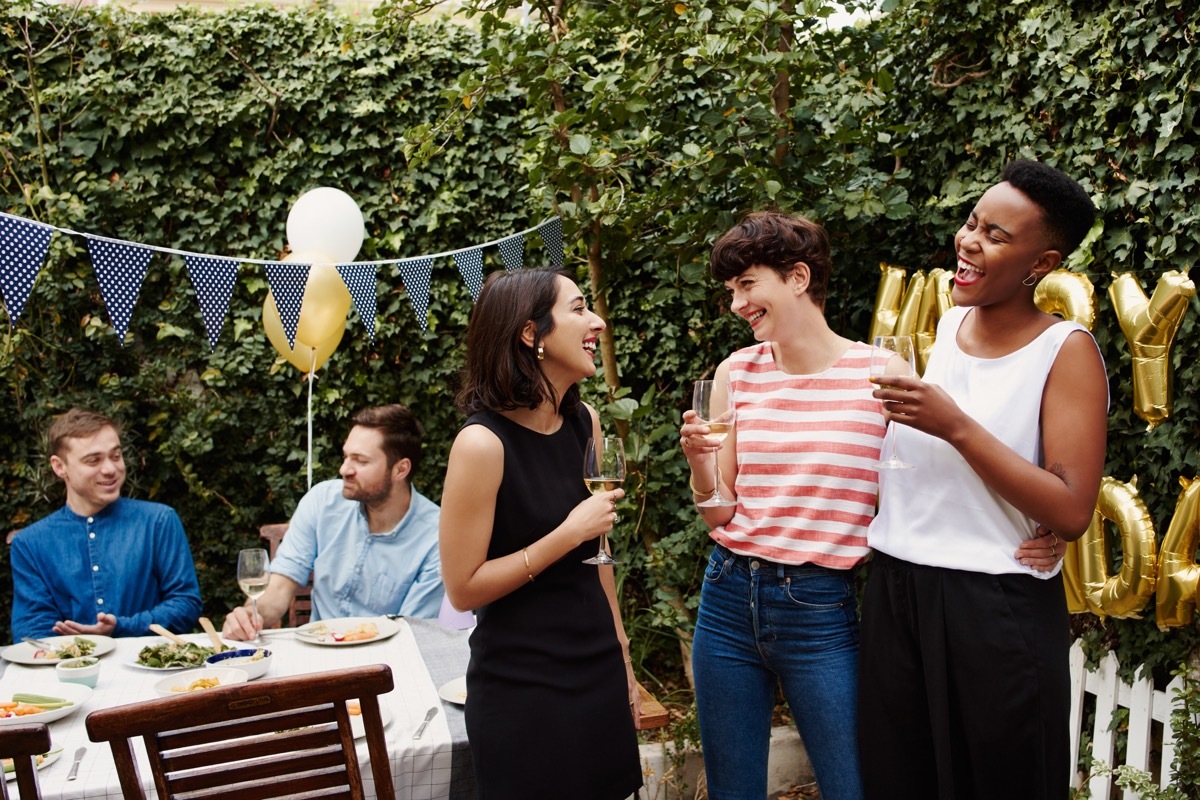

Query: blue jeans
left=692, top=544, right=864, bottom=800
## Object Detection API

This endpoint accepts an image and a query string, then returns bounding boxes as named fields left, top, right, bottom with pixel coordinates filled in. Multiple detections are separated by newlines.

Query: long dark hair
left=456, top=267, right=581, bottom=417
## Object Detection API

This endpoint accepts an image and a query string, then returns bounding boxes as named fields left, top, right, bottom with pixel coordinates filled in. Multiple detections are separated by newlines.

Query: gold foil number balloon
left=1108, top=271, right=1196, bottom=430
left=1034, top=270, right=1097, bottom=330
left=1076, top=476, right=1158, bottom=620
left=1155, top=476, right=1200, bottom=630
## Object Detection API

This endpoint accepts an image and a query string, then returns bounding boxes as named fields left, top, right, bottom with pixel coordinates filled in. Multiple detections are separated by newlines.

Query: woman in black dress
left=440, top=267, right=643, bottom=800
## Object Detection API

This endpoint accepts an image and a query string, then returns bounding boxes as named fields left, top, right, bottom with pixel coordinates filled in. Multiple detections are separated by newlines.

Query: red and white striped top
left=711, top=341, right=885, bottom=569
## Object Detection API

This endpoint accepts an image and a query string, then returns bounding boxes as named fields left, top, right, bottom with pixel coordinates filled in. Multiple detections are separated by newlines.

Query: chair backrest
left=84, top=664, right=395, bottom=800
left=0, top=722, right=51, bottom=800
left=259, top=523, right=313, bottom=628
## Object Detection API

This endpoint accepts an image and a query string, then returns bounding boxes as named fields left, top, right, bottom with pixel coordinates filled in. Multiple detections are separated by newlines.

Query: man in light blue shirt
left=222, top=405, right=443, bottom=640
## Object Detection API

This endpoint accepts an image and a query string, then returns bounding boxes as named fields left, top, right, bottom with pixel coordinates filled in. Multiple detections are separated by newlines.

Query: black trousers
left=858, top=550, right=1071, bottom=800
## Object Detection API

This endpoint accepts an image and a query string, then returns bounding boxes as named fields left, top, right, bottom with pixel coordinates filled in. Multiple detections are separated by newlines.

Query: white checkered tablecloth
left=0, top=619, right=454, bottom=799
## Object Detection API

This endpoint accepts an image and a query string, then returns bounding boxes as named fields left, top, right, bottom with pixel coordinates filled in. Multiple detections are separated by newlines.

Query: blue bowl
left=204, top=648, right=272, bottom=680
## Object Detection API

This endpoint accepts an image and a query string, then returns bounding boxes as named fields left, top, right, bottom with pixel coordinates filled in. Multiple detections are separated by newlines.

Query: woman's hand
left=626, top=658, right=643, bottom=728
left=564, top=489, right=624, bottom=546
left=1016, top=525, right=1067, bottom=573
left=680, top=409, right=722, bottom=453
left=871, top=375, right=970, bottom=443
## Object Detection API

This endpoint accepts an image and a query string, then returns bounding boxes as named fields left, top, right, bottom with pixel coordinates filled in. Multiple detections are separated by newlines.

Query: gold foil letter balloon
left=1076, top=476, right=1158, bottom=619
left=870, top=264, right=905, bottom=341
left=1034, top=270, right=1097, bottom=330
left=1108, top=271, right=1196, bottom=429
left=1156, top=477, right=1200, bottom=629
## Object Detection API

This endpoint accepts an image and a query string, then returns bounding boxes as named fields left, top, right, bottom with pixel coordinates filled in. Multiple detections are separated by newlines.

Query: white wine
left=239, top=579, right=269, bottom=600
left=584, top=478, right=623, bottom=495
left=706, top=422, right=732, bottom=443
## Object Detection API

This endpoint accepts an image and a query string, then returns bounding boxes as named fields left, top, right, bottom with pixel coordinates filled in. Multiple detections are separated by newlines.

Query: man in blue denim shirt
left=10, top=408, right=203, bottom=640
left=221, top=404, right=443, bottom=640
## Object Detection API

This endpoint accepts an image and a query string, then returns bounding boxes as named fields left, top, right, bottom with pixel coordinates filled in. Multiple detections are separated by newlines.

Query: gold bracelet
left=689, top=468, right=723, bottom=499
left=522, top=548, right=534, bottom=583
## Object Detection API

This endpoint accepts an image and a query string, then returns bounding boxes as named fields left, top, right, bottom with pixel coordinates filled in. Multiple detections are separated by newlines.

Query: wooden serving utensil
left=198, top=616, right=227, bottom=653
left=148, top=623, right=189, bottom=646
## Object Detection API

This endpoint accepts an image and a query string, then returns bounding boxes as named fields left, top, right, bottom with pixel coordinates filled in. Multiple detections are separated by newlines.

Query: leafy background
left=2, top=0, right=1199, bottom=752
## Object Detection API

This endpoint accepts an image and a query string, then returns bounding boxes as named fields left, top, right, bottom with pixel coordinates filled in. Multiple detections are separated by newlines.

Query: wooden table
left=0, top=618, right=474, bottom=799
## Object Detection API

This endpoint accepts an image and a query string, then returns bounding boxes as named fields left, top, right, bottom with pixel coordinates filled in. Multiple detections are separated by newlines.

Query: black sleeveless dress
left=463, top=406, right=642, bottom=800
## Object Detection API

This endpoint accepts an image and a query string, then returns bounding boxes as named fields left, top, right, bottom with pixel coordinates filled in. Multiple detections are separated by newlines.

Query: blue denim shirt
left=10, top=498, right=203, bottom=639
left=270, top=480, right=443, bottom=621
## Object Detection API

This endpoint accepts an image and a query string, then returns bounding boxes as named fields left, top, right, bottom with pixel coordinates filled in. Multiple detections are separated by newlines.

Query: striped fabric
left=711, top=341, right=885, bottom=569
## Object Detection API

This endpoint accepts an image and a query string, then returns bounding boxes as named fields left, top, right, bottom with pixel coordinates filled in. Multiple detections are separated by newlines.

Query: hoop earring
left=1022, top=273, right=1038, bottom=287
left=536, top=344, right=545, bottom=361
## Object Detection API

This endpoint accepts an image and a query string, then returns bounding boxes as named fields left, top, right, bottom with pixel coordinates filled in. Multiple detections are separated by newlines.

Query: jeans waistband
left=713, top=542, right=850, bottom=579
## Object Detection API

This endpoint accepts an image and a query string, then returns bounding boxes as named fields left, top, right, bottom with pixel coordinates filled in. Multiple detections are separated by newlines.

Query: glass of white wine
left=871, top=335, right=918, bottom=470
left=582, top=436, right=625, bottom=566
left=236, top=548, right=271, bottom=643
left=692, top=380, right=736, bottom=508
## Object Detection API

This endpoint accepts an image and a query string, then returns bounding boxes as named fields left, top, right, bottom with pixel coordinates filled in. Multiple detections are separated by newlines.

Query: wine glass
left=237, top=548, right=271, bottom=643
left=582, top=436, right=625, bottom=565
left=692, top=380, right=737, bottom=508
left=871, top=335, right=918, bottom=470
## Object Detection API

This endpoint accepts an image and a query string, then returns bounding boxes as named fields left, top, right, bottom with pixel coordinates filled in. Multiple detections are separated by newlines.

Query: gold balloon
left=870, top=264, right=905, bottom=341
left=1108, top=271, right=1196, bottom=430
left=1062, top=536, right=1089, bottom=614
left=893, top=270, right=925, bottom=338
left=913, top=269, right=952, bottom=374
left=1155, top=476, right=1200, bottom=630
left=285, top=250, right=353, bottom=346
left=263, top=291, right=345, bottom=373
left=1076, top=476, right=1158, bottom=620
left=1034, top=270, right=1097, bottom=330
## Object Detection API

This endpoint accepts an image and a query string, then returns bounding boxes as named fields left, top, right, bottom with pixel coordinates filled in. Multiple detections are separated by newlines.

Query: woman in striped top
left=680, top=211, right=1063, bottom=800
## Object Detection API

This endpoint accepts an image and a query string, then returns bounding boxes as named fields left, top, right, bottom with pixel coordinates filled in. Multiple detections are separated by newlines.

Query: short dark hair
left=1001, top=159, right=1095, bottom=256
left=350, top=405, right=423, bottom=480
left=456, top=267, right=581, bottom=417
left=48, top=408, right=121, bottom=458
left=709, top=211, right=833, bottom=308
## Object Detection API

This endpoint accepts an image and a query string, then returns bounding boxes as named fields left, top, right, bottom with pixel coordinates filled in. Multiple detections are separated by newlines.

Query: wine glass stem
left=599, top=533, right=610, bottom=561
left=251, top=597, right=260, bottom=644
left=712, top=456, right=721, bottom=500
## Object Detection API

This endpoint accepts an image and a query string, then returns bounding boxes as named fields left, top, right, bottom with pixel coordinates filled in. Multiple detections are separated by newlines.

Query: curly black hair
left=1001, top=159, right=1095, bottom=256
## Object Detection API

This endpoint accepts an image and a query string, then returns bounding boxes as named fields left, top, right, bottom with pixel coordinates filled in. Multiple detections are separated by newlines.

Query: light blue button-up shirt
left=271, top=479, right=443, bottom=621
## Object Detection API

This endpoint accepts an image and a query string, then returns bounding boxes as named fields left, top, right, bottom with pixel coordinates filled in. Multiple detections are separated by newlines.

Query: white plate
left=3, top=747, right=62, bottom=781
left=438, top=676, right=467, bottom=706
left=0, top=682, right=93, bottom=727
left=1, top=636, right=116, bottom=665
left=127, top=635, right=239, bottom=671
left=348, top=702, right=393, bottom=739
left=294, top=617, right=400, bottom=647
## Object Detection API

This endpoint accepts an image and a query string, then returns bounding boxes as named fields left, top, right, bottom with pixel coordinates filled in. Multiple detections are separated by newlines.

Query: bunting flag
left=398, top=257, right=434, bottom=332
left=263, top=260, right=310, bottom=349
left=336, top=262, right=379, bottom=343
left=0, top=213, right=54, bottom=327
left=184, top=255, right=240, bottom=352
left=497, top=233, right=525, bottom=272
left=86, top=237, right=154, bottom=344
left=538, top=217, right=564, bottom=266
left=454, top=248, right=486, bottom=302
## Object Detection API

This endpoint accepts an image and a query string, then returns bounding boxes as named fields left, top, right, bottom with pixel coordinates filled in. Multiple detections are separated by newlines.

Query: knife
left=66, top=745, right=87, bottom=781
left=412, top=706, right=439, bottom=740
left=21, top=636, right=54, bottom=650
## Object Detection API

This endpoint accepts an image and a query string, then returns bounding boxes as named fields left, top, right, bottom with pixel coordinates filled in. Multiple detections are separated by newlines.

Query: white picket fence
left=1070, top=640, right=1186, bottom=799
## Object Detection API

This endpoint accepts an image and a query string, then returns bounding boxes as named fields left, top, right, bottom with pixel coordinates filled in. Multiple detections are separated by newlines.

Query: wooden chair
left=0, top=723, right=51, bottom=800
left=85, top=663, right=395, bottom=800
left=259, top=523, right=313, bottom=628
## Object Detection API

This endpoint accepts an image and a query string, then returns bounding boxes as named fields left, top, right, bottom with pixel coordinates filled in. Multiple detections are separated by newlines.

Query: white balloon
left=286, top=187, right=365, bottom=263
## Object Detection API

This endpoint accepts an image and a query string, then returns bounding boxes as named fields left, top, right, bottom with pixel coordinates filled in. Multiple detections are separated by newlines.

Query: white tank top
left=868, top=306, right=1101, bottom=578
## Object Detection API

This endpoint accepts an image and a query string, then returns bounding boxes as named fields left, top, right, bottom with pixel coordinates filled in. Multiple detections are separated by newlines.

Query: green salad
left=136, top=642, right=214, bottom=668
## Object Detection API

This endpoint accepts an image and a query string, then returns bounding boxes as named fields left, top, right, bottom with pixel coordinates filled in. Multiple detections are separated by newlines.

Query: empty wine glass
left=237, top=548, right=271, bottom=642
left=692, top=380, right=736, bottom=507
left=582, top=436, right=625, bottom=565
left=871, top=335, right=917, bottom=470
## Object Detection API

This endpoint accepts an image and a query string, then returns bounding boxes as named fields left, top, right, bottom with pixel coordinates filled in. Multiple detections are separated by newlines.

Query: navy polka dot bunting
left=0, top=213, right=53, bottom=328
left=184, top=255, right=240, bottom=352
left=397, top=257, right=434, bottom=332
left=538, top=218, right=564, bottom=266
left=497, top=233, right=525, bottom=272
left=336, top=263, right=378, bottom=343
left=263, top=260, right=310, bottom=349
left=85, top=236, right=154, bottom=345
left=454, top=248, right=485, bottom=302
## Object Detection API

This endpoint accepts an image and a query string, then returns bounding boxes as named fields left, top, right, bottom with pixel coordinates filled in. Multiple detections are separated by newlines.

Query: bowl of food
left=153, top=667, right=248, bottom=698
left=204, top=648, right=272, bottom=681
left=54, top=657, right=100, bottom=688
